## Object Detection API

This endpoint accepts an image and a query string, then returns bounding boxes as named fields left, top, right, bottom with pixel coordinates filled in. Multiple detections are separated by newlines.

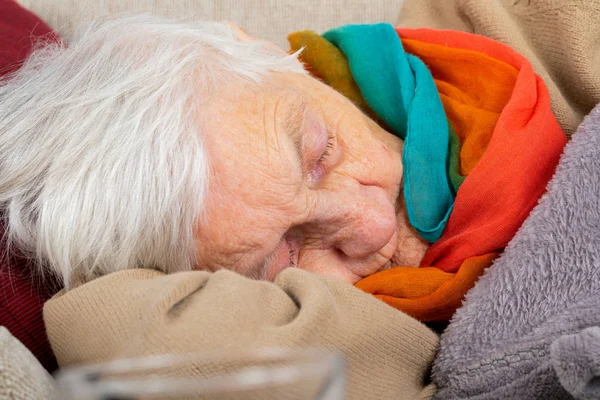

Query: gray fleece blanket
left=433, top=103, right=600, bottom=400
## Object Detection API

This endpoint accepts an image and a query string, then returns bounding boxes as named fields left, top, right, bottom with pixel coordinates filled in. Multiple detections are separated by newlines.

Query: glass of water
left=55, top=348, right=345, bottom=400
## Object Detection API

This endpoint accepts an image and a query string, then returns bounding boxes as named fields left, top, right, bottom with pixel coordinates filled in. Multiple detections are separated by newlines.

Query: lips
left=262, top=235, right=301, bottom=281
left=379, top=259, right=394, bottom=272
left=286, top=236, right=300, bottom=267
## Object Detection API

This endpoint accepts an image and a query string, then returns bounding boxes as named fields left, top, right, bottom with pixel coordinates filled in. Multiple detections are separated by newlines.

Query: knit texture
left=0, top=258, right=59, bottom=372
left=397, top=0, right=600, bottom=137
left=44, top=267, right=439, bottom=400
left=0, top=327, right=58, bottom=400
left=432, top=103, right=600, bottom=399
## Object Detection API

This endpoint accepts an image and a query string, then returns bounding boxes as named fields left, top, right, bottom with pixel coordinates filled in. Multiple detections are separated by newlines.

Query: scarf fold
left=400, top=38, right=519, bottom=177
left=288, top=25, right=566, bottom=321
left=406, top=28, right=565, bottom=272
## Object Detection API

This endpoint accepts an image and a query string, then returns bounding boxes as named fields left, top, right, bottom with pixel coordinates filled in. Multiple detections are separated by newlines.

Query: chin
left=393, top=197, right=430, bottom=268
left=390, top=242, right=428, bottom=268
left=389, top=221, right=430, bottom=268
left=373, top=238, right=428, bottom=274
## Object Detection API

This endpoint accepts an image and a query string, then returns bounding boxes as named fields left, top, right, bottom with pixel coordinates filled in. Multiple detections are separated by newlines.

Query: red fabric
left=0, top=0, right=59, bottom=75
left=396, top=28, right=567, bottom=272
left=0, top=0, right=60, bottom=372
left=355, top=28, right=566, bottom=321
left=0, top=251, right=60, bottom=372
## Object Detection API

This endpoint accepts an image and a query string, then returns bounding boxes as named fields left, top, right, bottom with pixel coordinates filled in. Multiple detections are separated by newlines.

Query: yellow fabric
left=289, top=31, right=367, bottom=109
left=288, top=30, right=384, bottom=125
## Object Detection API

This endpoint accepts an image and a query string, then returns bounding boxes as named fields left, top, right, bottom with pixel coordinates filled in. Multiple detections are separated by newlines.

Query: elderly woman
left=0, top=16, right=438, bottom=399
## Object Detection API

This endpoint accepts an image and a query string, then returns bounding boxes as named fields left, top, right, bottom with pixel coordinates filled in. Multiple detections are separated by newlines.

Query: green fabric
left=323, top=23, right=454, bottom=243
left=448, top=123, right=466, bottom=194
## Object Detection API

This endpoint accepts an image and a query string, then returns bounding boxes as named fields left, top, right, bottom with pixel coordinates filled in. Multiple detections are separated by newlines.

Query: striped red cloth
left=0, top=250, right=60, bottom=372
left=0, top=0, right=61, bottom=372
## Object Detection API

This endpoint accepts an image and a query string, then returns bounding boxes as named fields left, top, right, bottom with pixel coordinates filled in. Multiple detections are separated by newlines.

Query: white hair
left=0, top=15, right=306, bottom=288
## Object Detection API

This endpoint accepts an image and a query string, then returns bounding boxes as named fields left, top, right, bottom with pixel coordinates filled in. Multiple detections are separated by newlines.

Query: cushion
left=16, top=0, right=404, bottom=49
left=0, top=0, right=59, bottom=74
left=0, top=0, right=61, bottom=373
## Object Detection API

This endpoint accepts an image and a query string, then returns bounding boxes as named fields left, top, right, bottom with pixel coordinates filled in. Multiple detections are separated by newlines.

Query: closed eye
left=310, top=133, right=335, bottom=182
left=317, top=134, right=335, bottom=166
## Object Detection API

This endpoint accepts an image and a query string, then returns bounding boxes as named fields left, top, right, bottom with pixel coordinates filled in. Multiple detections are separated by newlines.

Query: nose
left=321, top=139, right=401, bottom=259
left=332, top=184, right=397, bottom=258
left=298, top=178, right=398, bottom=280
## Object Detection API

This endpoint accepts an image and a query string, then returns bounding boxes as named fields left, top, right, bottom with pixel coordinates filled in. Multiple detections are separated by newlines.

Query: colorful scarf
left=289, top=24, right=567, bottom=321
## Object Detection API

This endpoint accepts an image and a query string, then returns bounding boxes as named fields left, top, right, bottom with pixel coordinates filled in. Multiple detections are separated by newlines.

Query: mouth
left=378, top=259, right=394, bottom=272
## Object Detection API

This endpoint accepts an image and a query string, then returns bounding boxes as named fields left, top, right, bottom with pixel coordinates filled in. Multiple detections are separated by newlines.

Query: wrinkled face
left=195, top=72, right=428, bottom=284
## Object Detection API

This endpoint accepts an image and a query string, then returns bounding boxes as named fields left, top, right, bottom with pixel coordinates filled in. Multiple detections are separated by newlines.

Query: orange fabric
left=401, top=39, right=519, bottom=175
left=355, top=28, right=566, bottom=321
left=356, top=253, right=497, bottom=321
left=401, top=28, right=566, bottom=272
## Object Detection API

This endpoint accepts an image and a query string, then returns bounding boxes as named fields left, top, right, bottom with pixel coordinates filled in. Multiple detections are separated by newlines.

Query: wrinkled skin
left=194, top=69, right=429, bottom=285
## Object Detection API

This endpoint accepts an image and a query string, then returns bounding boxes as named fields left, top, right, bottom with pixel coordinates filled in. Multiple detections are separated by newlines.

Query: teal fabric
left=323, top=23, right=454, bottom=243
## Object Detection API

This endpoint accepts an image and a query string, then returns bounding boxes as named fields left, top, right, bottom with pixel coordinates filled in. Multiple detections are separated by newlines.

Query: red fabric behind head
left=0, top=0, right=59, bottom=74
left=0, top=0, right=61, bottom=372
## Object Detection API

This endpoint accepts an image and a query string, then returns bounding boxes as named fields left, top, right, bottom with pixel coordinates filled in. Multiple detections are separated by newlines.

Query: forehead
left=194, top=74, right=307, bottom=269
left=203, top=78, right=305, bottom=204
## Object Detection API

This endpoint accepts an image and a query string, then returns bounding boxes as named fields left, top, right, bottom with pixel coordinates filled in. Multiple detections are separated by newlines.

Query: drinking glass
left=55, top=348, right=345, bottom=400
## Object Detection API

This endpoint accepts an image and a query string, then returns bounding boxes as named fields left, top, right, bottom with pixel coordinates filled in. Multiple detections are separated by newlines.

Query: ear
left=227, top=22, right=288, bottom=56
left=227, top=22, right=253, bottom=42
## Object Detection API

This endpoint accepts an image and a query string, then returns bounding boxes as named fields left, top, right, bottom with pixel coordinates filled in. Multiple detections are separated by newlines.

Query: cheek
left=195, top=186, right=288, bottom=267
left=338, top=121, right=403, bottom=196
left=366, top=119, right=404, bottom=155
left=336, top=140, right=401, bottom=195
